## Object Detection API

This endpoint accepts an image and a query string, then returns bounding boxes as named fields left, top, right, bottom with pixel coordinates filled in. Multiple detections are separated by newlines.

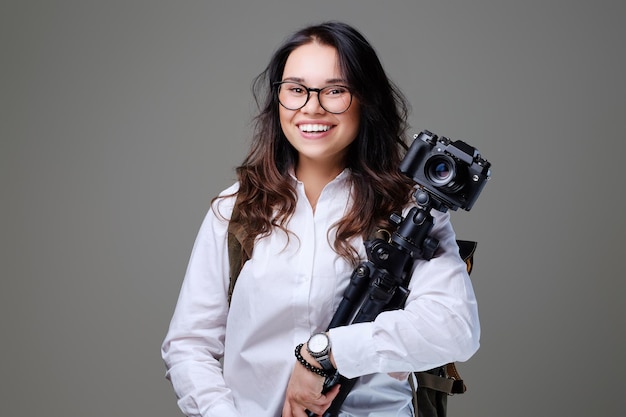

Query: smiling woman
left=278, top=42, right=361, bottom=189
left=161, top=21, right=480, bottom=417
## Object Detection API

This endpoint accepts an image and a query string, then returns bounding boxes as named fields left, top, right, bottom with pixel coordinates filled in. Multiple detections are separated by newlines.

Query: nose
left=301, top=90, right=325, bottom=114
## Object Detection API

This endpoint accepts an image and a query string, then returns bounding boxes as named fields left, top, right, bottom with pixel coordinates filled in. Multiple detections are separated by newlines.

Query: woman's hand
left=282, top=348, right=341, bottom=417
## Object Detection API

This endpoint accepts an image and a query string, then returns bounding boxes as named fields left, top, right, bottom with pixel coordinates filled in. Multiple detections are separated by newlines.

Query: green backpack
left=226, top=200, right=476, bottom=417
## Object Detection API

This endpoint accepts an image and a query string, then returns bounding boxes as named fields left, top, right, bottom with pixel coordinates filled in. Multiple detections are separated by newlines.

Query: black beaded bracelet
left=294, top=343, right=328, bottom=378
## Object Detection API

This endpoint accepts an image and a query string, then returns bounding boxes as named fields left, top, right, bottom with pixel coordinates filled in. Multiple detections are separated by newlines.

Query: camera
left=400, top=130, right=491, bottom=211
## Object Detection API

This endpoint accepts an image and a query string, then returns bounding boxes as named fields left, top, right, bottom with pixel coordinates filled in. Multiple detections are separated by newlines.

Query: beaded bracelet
left=294, top=343, right=328, bottom=378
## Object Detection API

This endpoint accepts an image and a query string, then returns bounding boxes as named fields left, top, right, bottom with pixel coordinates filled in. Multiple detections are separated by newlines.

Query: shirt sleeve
left=329, top=209, right=480, bottom=379
left=160, top=189, right=243, bottom=417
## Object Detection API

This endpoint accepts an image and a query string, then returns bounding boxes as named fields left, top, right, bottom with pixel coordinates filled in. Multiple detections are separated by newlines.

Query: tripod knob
left=389, top=212, right=402, bottom=226
left=415, top=189, right=431, bottom=207
left=421, top=236, right=439, bottom=260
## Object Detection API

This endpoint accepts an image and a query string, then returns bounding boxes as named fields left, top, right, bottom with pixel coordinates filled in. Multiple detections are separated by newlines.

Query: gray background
left=2, top=1, right=624, bottom=416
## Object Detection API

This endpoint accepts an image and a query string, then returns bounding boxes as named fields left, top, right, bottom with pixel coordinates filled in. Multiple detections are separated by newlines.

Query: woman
left=161, top=21, right=480, bottom=417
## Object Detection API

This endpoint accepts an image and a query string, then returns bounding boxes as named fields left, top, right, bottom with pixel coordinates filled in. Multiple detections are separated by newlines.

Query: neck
left=295, top=158, right=346, bottom=211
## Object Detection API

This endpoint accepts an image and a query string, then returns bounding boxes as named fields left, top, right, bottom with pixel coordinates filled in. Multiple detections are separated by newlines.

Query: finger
left=304, top=406, right=323, bottom=416
left=306, top=387, right=340, bottom=415
left=292, top=405, right=311, bottom=417
left=282, top=400, right=291, bottom=417
left=284, top=397, right=315, bottom=417
left=313, top=385, right=341, bottom=414
left=324, top=384, right=341, bottom=401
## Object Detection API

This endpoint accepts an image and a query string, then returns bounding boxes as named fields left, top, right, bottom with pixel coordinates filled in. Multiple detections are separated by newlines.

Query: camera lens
left=425, top=155, right=465, bottom=192
left=426, top=156, right=454, bottom=185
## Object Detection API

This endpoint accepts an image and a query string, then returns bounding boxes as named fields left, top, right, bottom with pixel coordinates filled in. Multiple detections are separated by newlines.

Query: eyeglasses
left=274, top=81, right=353, bottom=114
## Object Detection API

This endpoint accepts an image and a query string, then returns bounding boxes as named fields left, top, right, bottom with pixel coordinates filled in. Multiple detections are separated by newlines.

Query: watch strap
left=316, top=356, right=335, bottom=373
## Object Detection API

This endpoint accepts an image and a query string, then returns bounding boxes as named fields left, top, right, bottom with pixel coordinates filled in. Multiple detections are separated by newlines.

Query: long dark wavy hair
left=221, top=21, right=415, bottom=265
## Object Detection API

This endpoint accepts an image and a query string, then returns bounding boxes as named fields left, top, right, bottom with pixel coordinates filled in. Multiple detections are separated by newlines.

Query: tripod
left=312, top=188, right=442, bottom=417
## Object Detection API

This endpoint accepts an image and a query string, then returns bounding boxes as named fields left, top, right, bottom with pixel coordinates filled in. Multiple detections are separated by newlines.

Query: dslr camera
left=400, top=130, right=491, bottom=211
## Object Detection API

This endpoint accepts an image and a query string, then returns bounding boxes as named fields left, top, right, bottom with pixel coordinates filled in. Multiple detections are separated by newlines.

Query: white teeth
left=299, top=124, right=330, bottom=133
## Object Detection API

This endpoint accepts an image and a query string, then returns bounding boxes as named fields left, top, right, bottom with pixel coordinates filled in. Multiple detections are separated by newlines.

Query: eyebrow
left=282, top=76, right=348, bottom=85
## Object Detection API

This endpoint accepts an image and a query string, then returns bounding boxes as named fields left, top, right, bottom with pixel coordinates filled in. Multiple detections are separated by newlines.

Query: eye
left=283, top=82, right=307, bottom=96
left=323, top=85, right=349, bottom=96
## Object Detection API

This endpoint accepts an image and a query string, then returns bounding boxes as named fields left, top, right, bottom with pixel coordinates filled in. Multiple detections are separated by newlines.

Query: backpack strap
left=456, top=239, right=477, bottom=276
left=227, top=192, right=252, bottom=305
left=414, top=363, right=467, bottom=395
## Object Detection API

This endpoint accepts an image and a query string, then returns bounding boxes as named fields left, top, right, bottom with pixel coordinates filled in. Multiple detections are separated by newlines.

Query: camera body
left=400, top=130, right=491, bottom=211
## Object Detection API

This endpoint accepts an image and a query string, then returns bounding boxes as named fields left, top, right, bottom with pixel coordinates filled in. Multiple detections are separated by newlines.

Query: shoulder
left=210, top=182, right=240, bottom=221
left=193, top=182, right=239, bottom=241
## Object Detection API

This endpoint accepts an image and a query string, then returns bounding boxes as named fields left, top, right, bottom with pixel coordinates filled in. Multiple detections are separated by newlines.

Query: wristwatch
left=306, top=332, right=335, bottom=373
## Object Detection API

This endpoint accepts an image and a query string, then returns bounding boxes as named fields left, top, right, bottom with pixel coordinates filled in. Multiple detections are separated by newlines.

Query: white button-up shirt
left=161, top=170, right=480, bottom=417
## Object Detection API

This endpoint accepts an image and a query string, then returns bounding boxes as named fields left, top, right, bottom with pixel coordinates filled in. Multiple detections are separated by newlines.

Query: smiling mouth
left=299, top=124, right=332, bottom=133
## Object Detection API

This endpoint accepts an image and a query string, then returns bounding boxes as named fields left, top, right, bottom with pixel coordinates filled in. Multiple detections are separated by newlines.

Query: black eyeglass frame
left=273, top=81, right=354, bottom=114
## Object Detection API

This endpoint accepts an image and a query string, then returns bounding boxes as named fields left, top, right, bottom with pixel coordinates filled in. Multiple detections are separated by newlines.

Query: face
left=279, top=42, right=360, bottom=170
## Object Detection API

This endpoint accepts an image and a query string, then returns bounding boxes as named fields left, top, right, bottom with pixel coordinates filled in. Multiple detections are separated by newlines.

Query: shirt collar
left=289, top=167, right=351, bottom=185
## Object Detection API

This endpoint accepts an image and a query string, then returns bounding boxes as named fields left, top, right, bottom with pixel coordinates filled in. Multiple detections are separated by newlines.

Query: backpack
left=226, top=198, right=476, bottom=417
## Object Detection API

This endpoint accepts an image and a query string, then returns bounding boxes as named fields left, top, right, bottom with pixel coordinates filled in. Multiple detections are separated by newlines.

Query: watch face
left=308, top=333, right=329, bottom=354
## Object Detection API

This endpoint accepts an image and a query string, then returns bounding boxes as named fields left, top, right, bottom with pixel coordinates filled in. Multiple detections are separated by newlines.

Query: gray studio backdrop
left=2, top=1, right=624, bottom=416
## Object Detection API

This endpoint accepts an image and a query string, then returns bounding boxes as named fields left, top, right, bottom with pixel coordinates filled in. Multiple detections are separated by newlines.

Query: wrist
left=294, top=343, right=328, bottom=377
